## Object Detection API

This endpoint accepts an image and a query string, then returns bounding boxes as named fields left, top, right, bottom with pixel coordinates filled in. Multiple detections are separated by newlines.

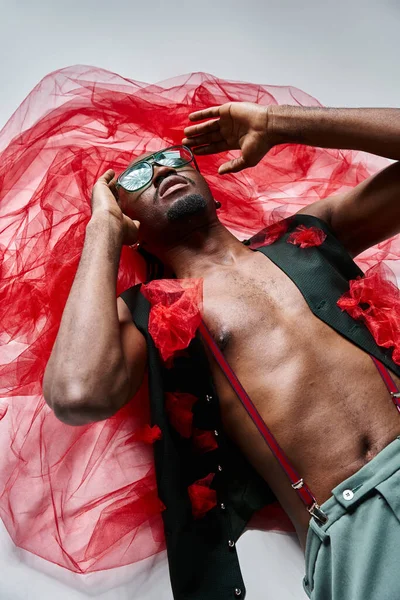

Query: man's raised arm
left=42, top=170, right=146, bottom=426
left=183, top=102, right=400, bottom=173
left=270, top=105, right=400, bottom=161
left=183, top=102, right=400, bottom=255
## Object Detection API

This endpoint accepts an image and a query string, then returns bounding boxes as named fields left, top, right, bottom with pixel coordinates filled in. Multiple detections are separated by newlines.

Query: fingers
left=122, top=215, right=140, bottom=246
left=93, top=169, right=118, bottom=202
left=182, top=130, right=224, bottom=148
left=188, top=106, right=221, bottom=122
left=192, top=141, right=230, bottom=156
left=108, top=178, right=119, bottom=201
left=97, top=169, right=115, bottom=184
left=91, top=169, right=120, bottom=216
left=183, top=119, right=220, bottom=138
left=218, top=156, right=247, bottom=175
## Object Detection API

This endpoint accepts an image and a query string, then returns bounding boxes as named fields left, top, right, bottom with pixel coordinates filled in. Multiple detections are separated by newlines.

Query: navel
left=360, top=434, right=376, bottom=463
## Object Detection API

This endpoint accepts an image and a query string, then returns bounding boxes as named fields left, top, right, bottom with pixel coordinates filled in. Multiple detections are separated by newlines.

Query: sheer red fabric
left=248, top=209, right=292, bottom=248
left=0, top=65, right=398, bottom=572
left=141, top=279, right=203, bottom=362
left=287, top=225, right=327, bottom=248
left=337, top=263, right=400, bottom=365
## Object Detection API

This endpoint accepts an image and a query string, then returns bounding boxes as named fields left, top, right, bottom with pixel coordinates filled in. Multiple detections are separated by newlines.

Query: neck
left=162, top=221, right=251, bottom=279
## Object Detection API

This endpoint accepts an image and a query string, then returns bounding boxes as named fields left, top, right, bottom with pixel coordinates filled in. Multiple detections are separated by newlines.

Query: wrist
left=267, top=105, right=299, bottom=146
left=87, top=211, right=124, bottom=243
left=268, top=105, right=334, bottom=147
left=268, top=104, right=319, bottom=146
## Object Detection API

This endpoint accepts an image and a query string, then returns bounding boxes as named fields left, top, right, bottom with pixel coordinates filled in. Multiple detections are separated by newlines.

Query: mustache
left=153, top=174, right=196, bottom=203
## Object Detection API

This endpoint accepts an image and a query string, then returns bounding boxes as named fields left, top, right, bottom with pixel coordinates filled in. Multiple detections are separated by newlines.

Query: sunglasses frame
left=116, top=144, right=200, bottom=193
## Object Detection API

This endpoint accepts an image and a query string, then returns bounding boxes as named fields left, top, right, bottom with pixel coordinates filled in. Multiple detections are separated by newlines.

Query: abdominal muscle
left=201, top=251, right=400, bottom=549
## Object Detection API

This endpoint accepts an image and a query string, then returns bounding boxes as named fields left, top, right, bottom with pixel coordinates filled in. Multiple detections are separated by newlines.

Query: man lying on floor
left=44, top=102, right=400, bottom=600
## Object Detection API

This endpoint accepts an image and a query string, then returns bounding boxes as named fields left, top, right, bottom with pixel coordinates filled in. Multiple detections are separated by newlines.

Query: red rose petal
left=128, top=424, right=162, bottom=445
left=337, top=263, right=400, bottom=365
left=165, top=392, right=198, bottom=438
left=188, top=473, right=217, bottom=519
left=287, top=225, right=327, bottom=248
left=141, top=279, right=203, bottom=362
left=192, top=428, right=218, bottom=454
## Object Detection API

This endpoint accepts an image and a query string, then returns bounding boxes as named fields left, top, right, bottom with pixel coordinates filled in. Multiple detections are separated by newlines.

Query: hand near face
left=90, top=169, right=140, bottom=246
left=182, top=102, right=273, bottom=175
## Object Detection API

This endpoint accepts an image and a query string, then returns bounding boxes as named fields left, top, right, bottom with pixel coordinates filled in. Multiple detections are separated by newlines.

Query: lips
left=159, top=175, right=189, bottom=199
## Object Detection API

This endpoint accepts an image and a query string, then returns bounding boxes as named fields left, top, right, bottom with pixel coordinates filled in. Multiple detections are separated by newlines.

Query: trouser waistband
left=308, top=435, right=400, bottom=541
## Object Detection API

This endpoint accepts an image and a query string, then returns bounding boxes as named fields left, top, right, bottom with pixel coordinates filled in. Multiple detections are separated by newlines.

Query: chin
left=166, top=193, right=208, bottom=222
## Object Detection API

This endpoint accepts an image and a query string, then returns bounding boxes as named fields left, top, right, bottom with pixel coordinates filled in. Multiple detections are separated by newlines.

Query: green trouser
left=303, top=436, right=400, bottom=600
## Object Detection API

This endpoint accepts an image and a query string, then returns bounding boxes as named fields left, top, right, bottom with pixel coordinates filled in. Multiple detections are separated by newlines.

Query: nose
left=152, top=165, right=177, bottom=189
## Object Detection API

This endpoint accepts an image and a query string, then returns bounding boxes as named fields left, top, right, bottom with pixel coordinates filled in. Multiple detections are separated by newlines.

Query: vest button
left=234, top=588, right=242, bottom=597
left=220, top=503, right=226, bottom=511
left=206, top=394, right=213, bottom=402
left=214, top=430, right=219, bottom=437
left=228, top=540, right=235, bottom=549
left=218, top=465, right=223, bottom=472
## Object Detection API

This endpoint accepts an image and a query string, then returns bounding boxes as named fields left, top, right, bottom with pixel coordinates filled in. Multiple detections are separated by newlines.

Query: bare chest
left=201, top=251, right=343, bottom=430
left=201, top=252, right=400, bottom=528
left=202, top=251, right=328, bottom=383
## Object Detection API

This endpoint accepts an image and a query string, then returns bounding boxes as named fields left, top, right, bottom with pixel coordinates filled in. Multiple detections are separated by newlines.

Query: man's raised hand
left=91, top=169, right=140, bottom=246
left=182, top=102, right=274, bottom=175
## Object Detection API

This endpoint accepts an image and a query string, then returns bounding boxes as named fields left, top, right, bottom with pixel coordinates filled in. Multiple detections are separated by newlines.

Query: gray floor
left=0, top=518, right=307, bottom=599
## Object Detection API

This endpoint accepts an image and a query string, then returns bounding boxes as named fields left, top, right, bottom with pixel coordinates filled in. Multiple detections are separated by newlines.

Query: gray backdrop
left=0, top=1, right=398, bottom=598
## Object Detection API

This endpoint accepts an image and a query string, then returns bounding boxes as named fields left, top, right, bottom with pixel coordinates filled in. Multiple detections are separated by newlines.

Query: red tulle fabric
left=187, top=473, right=217, bottom=519
left=0, top=65, right=398, bottom=572
left=165, top=392, right=198, bottom=438
left=141, top=279, right=203, bottom=362
left=337, top=263, right=400, bottom=365
left=128, top=424, right=163, bottom=444
left=287, top=225, right=327, bottom=248
left=248, top=208, right=291, bottom=249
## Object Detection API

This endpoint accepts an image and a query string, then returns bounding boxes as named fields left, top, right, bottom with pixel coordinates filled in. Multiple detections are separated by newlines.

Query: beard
left=166, top=193, right=207, bottom=222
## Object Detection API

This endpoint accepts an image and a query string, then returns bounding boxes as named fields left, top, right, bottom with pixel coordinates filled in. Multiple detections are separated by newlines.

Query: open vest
left=120, top=213, right=400, bottom=600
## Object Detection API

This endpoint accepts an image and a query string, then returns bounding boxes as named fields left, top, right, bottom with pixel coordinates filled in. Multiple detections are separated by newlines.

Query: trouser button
left=343, top=489, right=354, bottom=501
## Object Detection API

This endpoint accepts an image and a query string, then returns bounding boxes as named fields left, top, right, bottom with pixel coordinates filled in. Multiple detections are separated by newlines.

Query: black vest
left=120, top=214, right=400, bottom=600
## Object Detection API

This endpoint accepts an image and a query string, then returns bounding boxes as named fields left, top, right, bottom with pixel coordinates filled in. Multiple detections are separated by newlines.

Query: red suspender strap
left=198, top=321, right=328, bottom=525
left=199, top=320, right=400, bottom=526
left=369, top=356, right=400, bottom=413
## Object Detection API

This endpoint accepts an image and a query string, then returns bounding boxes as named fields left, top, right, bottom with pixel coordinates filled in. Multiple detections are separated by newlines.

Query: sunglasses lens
left=155, top=146, right=192, bottom=167
left=120, top=162, right=152, bottom=192
left=119, top=146, right=194, bottom=192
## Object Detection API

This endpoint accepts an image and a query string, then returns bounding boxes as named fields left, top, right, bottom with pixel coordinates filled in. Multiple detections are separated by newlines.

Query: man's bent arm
left=42, top=214, right=131, bottom=425
left=270, top=106, right=400, bottom=161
